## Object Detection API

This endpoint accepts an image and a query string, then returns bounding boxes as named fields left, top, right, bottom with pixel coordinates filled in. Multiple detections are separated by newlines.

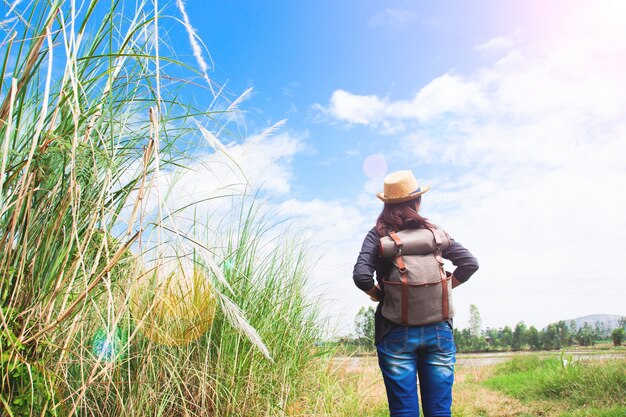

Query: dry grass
left=453, top=364, right=535, bottom=417
left=331, top=355, right=600, bottom=417
left=312, top=356, right=387, bottom=417
left=334, top=356, right=387, bottom=409
left=328, top=356, right=532, bottom=417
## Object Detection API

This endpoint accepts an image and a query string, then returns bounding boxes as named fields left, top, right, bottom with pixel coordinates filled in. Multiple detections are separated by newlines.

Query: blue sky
left=180, top=0, right=535, bottom=200
left=178, top=0, right=591, bottom=200
left=162, top=0, right=626, bottom=334
left=5, top=0, right=624, bottom=335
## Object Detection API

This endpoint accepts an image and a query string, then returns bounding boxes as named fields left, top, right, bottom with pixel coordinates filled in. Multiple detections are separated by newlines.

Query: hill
left=566, top=314, right=624, bottom=330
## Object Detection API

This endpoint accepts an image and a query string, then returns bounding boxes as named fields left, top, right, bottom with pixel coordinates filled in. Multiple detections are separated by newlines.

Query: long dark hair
left=375, top=196, right=433, bottom=236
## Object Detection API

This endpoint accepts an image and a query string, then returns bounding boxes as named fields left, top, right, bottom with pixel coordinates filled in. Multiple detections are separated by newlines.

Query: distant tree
left=501, top=326, right=513, bottom=350
left=454, top=326, right=488, bottom=352
left=576, top=323, right=596, bottom=346
left=512, top=321, right=527, bottom=351
left=485, top=327, right=499, bottom=350
left=594, top=322, right=609, bottom=340
left=354, top=306, right=375, bottom=347
left=619, top=316, right=626, bottom=329
left=485, top=326, right=512, bottom=351
left=453, top=328, right=466, bottom=351
left=611, top=328, right=624, bottom=346
left=556, top=320, right=573, bottom=347
left=469, top=304, right=482, bottom=338
left=470, top=334, right=488, bottom=352
left=542, top=323, right=563, bottom=350
left=528, top=326, right=542, bottom=350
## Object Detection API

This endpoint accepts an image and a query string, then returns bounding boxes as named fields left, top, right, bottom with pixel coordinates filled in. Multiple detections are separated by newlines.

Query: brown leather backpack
left=379, top=227, right=453, bottom=325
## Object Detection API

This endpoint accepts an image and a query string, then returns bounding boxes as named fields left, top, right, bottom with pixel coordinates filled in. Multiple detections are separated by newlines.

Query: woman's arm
left=442, top=238, right=479, bottom=286
left=353, top=227, right=381, bottom=297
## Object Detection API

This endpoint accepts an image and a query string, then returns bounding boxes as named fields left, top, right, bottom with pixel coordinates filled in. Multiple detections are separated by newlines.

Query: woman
left=353, top=170, right=479, bottom=417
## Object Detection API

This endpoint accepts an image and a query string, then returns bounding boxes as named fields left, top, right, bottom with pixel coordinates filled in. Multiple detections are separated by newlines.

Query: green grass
left=559, top=405, right=626, bottom=417
left=484, top=356, right=626, bottom=413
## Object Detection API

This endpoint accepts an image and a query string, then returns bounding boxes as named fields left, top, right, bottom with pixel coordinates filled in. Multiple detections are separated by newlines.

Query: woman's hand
left=446, top=271, right=462, bottom=288
left=451, top=274, right=462, bottom=289
left=365, top=284, right=382, bottom=302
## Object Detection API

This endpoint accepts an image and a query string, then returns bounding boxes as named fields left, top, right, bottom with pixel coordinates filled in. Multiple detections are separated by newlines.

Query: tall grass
left=0, top=2, right=348, bottom=416
left=48, top=203, right=331, bottom=416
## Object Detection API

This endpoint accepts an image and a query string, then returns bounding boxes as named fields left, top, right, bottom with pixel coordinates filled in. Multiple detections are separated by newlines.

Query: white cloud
left=277, top=198, right=375, bottom=335
left=368, top=8, right=420, bottom=30
left=316, top=74, right=484, bottom=131
left=313, top=1, right=626, bottom=330
left=325, top=89, right=386, bottom=125
left=475, top=36, right=516, bottom=52
left=118, top=129, right=306, bottom=243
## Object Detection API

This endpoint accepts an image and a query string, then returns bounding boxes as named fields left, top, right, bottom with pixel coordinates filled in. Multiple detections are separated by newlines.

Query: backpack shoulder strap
left=388, top=231, right=410, bottom=325
left=427, top=227, right=450, bottom=320
left=427, top=227, right=443, bottom=250
left=388, top=231, right=403, bottom=250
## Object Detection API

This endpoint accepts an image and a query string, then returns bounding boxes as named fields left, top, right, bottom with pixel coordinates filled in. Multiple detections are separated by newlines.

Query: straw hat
left=377, top=170, right=430, bottom=204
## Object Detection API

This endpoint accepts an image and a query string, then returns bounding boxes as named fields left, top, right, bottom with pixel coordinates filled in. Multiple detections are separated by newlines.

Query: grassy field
left=457, top=354, right=626, bottom=417
left=332, top=348, right=626, bottom=417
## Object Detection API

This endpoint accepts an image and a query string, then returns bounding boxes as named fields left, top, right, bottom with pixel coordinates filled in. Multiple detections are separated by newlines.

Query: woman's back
left=353, top=170, right=479, bottom=417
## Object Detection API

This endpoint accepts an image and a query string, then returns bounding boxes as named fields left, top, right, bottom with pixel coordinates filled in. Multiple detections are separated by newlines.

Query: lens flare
left=130, top=270, right=217, bottom=346
left=363, top=154, right=388, bottom=178
left=92, top=327, right=126, bottom=362
left=223, top=258, right=234, bottom=272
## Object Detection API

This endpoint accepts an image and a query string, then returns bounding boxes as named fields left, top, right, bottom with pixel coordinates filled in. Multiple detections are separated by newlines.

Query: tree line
left=351, top=305, right=626, bottom=352
left=453, top=319, right=626, bottom=352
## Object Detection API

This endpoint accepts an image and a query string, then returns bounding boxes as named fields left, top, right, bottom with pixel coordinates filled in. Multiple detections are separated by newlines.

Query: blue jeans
left=376, top=321, right=456, bottom=417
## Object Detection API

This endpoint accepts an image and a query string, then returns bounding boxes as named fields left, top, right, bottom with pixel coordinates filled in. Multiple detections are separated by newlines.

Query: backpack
left=379, top=227, right=454, bottom=326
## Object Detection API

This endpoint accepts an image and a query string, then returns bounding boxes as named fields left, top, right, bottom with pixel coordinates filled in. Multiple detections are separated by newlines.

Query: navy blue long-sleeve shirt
left=353, top=226, right=479, bottom=344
